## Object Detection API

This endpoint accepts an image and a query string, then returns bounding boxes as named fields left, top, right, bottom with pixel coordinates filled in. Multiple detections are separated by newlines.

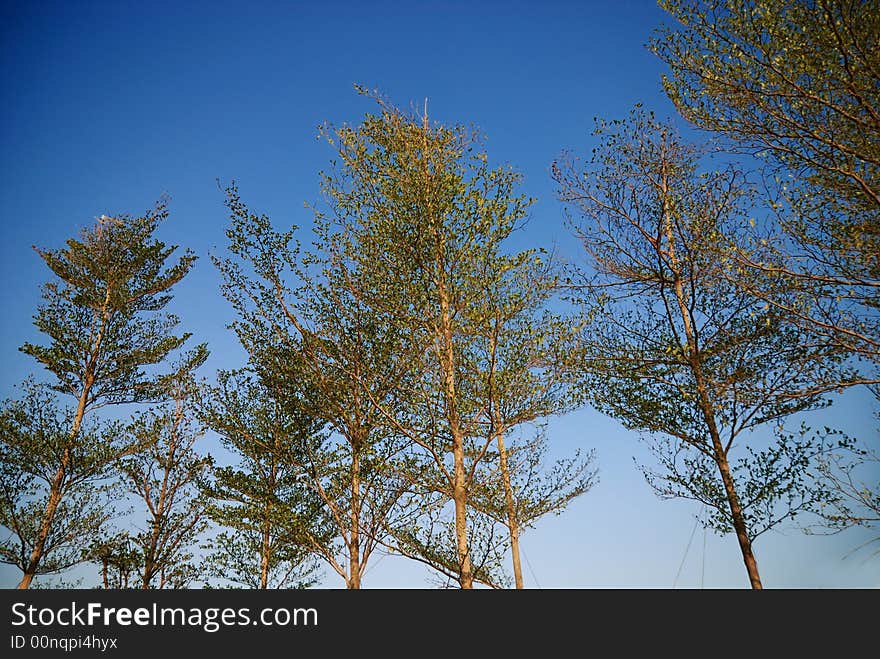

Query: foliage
left=808, top=437, right=880, bottom=558
left=311, top=88, right=574, bottom=587
left=112, top=376, right=211, bottom=589
left=641, top=426, right=855, bottom=541
left=10, top=203, right=206, bottom=587
left=22, top=204, right=207, bottom=407
left=554, top=108, right=850, bottom=586
left=199, top=369, right=327, bottom=589
left=215, top=178, right=422, bottom=588
left=0, top=381, right=134, bottom=578
left=653, top=0, right=880, bottom=379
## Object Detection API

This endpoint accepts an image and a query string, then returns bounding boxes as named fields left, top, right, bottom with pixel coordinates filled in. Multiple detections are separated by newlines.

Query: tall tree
left=652, top=0, right=880, bottom=379
left=215, top=185, right=422, bottom=589
left=554, top=110, right=849, bottom=588
left=464, top=249, right=597, bottom=587
left=315, top=91, right=538, bottom=588
left=114, top=373, right=210, bottom=589
left=199, top=369, right=325, bottom=589
left=16, top=205, right=206, bottom=588
left=0, top=381, right=133, bottom=585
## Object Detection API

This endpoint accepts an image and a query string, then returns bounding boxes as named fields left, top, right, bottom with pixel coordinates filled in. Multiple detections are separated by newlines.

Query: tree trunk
left=18, top=389, right=89, bottom=589
left=19, top=290, right=111, bottom=589
left=260, top=475, right=275, bottom=589
left=451, top=442, right=472, bottom=588
left=348, top=449, right=361, bottom=590
left=261, top=445, right=280, bottom=589
left=142, top=523, right=161, bottom=589
left=709, top=433, right=762, bottom=588
left=439, top=283, right=473, bottom=589
left=142, top=435, right=174, bottom=590
left=488, top=313, right=523, bottom=588
left=660, top=167, right=762, bottom=589
left=496, top=432, right=523, bottom=589
left=259, top=524, right=271, bottom=589
left=421, top=111, right=472, bottom=589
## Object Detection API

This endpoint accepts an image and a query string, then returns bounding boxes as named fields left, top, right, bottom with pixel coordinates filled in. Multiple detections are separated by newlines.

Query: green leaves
left=653, top=0, right=880, bottom=378
left=557, top=110, right=847, bottom=578
left=110, top=384, right=211, bottom=589
left=215, top=164, right=427, bottom=586
left=7, top=200, right=205, bottom=587
left=641, top=427, right=854, bottom=541
left=214, top=92, right=587, bottom=588
left=199, top=368, right=332, bottom=588
left=22, top=202, right=206, bottom=408
left=0, top=380, right=129, bottom=578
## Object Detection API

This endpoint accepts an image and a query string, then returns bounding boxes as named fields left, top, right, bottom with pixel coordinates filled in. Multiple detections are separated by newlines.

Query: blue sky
left=1, top=0, right=877, bottom=588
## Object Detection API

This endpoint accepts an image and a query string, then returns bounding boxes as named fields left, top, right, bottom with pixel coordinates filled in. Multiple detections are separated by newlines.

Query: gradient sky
left=1, top=0, right=877, bottom=588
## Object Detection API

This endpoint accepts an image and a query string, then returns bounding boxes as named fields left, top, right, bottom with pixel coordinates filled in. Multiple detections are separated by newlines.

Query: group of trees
left=1, top=0, right=876, bottom=589
left=0, top=96, right=596, bottom=591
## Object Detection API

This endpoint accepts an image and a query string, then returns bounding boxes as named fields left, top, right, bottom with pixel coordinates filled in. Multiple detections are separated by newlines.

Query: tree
left=199, top=369, right=324, bottom=589
left=314, top=91, right=540, bottom=588
left=0, top=381, right=131, bottom=585
left=113, top=374, right=210, bottom=589
left=467, top=432, right=596, bottom=588
left=215, top=185, right=422, bottom=589
left=16, top=204, right=207, bottom=588
left=554, top=110, right=849, bottom=588
left=652, top=0, right=880, bottom=380
left=463, top=248, right=597, bottom=588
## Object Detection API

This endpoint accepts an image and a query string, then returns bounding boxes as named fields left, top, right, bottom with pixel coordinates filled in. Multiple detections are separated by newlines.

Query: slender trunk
left=488, top=316, right=523, bottom=588
left=142, top=552, right=155, bottom=589
left=708, top=431, right=762, bottom=588
left=18, top=289, right=112, bottom=589
left=422, top=112, right=472, bottom=589
left=142, top=463, right=171, bottom=589
left=260, top=461, right=275, bottom=589
left=259, top=530, right=270, bottom=588
left=348, top=448, right=361, bottom=589
left=101, top=560, right=109, bottom=589
left=670, top=258, right=762, bottom=588
left=142, top=520, right=162, bottom=589
left=660, top=168, right=762, bottom=590
left=449, top=411, right=471, bottom=588
left=18, top=388, right=89, bottom=589
left=142, top=401, right=181, bottom=590
left=451, top=439, right=472, bottom=588
left=262, top=401, right=285, bottom=589
left=439, top=282, right=473, bottom=589
left=496, top=432, right=523, bottom=589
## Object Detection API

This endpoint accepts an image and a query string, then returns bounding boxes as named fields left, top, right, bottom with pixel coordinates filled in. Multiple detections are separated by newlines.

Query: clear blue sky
left=1, top=0, right=877, bottom=588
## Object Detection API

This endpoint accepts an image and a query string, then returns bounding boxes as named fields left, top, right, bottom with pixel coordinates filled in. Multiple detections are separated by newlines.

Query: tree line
left=1, top=0, right=877, bottom=590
